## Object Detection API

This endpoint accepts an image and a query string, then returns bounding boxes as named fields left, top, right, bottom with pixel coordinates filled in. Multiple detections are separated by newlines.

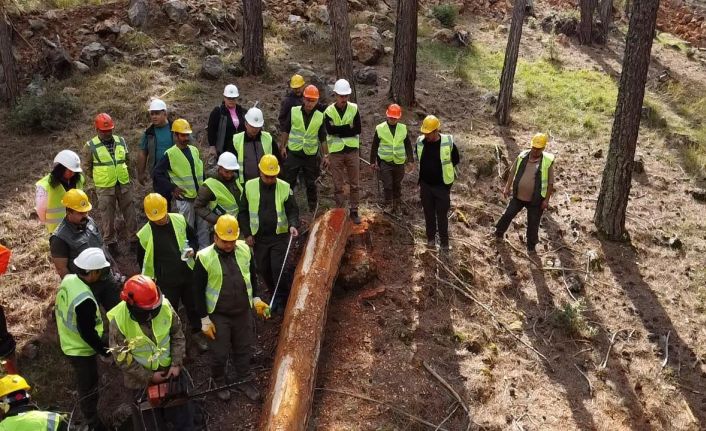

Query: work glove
left=201, top=316, right=216, bottom=340
left=253, top=297, right=271, bottom=319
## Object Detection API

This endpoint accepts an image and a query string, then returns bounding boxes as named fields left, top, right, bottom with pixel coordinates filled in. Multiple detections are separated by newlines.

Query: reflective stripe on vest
left=244, top=178, right=290, bottom=236
left=514, top=150, right=555, bottom=198
left=36, top=174, right=85, bottom=234
left=376, top=122, right=408, bottom=164
left=324, top=102, right=360, bottom=152
left=106, top=299, right=173, bottom=371
left=0, top=410, right=63, bottom=431
left=165, top=145, right=204, bottom=199
left=203, top=178, right=240, bottom=216
left=416, top=134, right=455, bottom=185
left=86, top=135, right=130, bottom=187
left=196, top=242, right=253, bottom=314
left=55, top=274, right=103, bottom=356
left=232, top=131, right=273, bottom=185
left=136, top=213, right=194, bottom=278
left=288, top=106, right=324, bottom=155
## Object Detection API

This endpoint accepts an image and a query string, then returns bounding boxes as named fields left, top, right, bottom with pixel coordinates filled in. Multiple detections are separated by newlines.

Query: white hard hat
left=53, top=150, right=82, bottom=173
left=148, top=99, right=167, bottom=111
left=245, top=108, right=264, bottom=128
left=73, top=247, right=110, bottom=271
left=217, top=152, right=240, bottom=171
left=333, top=79, right=352, bottom=95
left=223, top=84, right=239, bottom=98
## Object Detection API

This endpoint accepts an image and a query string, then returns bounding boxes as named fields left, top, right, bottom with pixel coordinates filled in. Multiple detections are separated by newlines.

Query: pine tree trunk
left=598, top=0, right=612, bottom=42
left=594, top=0, right=660, bottom=240
left=579, top=0, right=596, bottom=44
left=495, top=0, right=527, bottom=126
left=328, top=0, right=357, bottom=101
left=0, top=9, right=19, bottom=106
left=241, top=0, right=265, bottom=75
left=388, top=0, right=418, bottom=106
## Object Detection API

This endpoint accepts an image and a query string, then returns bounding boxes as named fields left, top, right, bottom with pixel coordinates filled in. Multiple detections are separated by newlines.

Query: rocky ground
left=2, top=0, right=706, bottom=430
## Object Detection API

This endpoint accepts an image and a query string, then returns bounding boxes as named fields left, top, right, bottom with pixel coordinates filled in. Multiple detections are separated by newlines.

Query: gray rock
left=94, top=18, right=121, bottom=35
left=287, top=62, right=302, bottom=71
left=44, top=10, right=61, bottom=20
left=28, top=19, right=47, bottom=32
left=227, top=62, right=246, bottom=77
left=202, top=39, right=223, bottom=55
left=296, top=68, right=329, bottom=102
left=481, top=92, right=497, bottom=105
left=163, top=0, right=188, bottom=23
left=306, top=4, right=329, bottom=24
left=383, top=46, right=392, bottom=55
left=201, top=55, right=224, bottom=80
left=168, top=57, right=188, bottom=74
left=354, top=66, right=378, bottom=85
left=74, top=61, right=90, bottom=73
left=288, top=14, right=304, bottom=24
left=350, top=24, right=384, bottom=66
left=98, top=55, right=114, bottom=68
left=178, top=23, right=200, bottom=40
left=80, top=42, right=106, bottom=66
left=128, top=0, right=149, bottom=27
left=381, top=30, right=394, bottom=40
left=119, top=24, right=134, bottom=35
left=633, top=155, right=645, bottom=174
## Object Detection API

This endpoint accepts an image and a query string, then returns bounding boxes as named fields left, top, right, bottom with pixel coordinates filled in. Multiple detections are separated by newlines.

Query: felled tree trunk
left=259, top=209, right=352, bottom=430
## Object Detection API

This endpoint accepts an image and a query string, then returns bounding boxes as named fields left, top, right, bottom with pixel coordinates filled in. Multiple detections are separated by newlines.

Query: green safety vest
left=55, top=274, right=103, bottom=357
left=196, top=242, right=253, bottom=314
left=244, top=178, right=290, bottom=236
left=106, top=299, right=174, bottom=371
left=136, top=213, right=194, bottom=278
left=165, top=145, right=204, bottom=199
left=85, top=135, right=130, bottom=188
left=376, top=121, right=408, bottom=165
left=0, top=410, right=64, bottom=431
left=203, top=177, right=241, bottom=217
left=288, top=106, right=324, bottom=155
left=35, top=174, right=85, bottom=234
left=416, top=134, right=455, bottom=185
left=324, top=102, right=360, bottom=152
left=232, top=131, right=273, bottom=185
left=514, top=150, right=555, bottom=198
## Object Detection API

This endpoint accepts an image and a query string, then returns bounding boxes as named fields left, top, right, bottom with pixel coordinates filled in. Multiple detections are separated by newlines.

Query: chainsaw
left=138, top=375, right=253, bottom=411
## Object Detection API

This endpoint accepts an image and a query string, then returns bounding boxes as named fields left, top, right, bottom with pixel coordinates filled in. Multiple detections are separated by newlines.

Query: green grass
left=118, top=31, right=155, bottom=52
left=656, top=32, right=692, bottom=55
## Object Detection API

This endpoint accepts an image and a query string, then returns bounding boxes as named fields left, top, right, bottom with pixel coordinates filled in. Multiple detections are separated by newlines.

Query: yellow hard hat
left=531, top=133, right=548, bottom=149
left=171, top=118, right=192, bottom=134
left=144, top=193, right=168, bottom=222
left=420, top=115, right=440, bottom=134
left=290, top=74, right=305, bottom=89
left=62, top=188, right=92, bottom=212
left=258, top=154, right=280, bottom=176
left=215, top=215, right=239, bottom=241
left=0, top=375, right=30, bottom=398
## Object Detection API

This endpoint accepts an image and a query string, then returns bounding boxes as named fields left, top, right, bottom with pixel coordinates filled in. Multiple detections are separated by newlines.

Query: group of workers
left=1, top=72, right=557, bottom=430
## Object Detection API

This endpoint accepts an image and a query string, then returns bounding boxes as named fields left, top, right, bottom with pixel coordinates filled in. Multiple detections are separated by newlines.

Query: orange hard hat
left=94, top=113, right=114, bottom=131
left=303, top=85, right=320, bottom=100
left=120, top=275, right=162, bottom=310
left=0, top=245, right=10, bottom=275
left=386, top=104, right=402, bottom=119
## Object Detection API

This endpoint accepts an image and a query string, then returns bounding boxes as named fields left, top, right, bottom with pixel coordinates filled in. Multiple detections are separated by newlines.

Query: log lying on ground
left=259, top=208, right=351, bottom=431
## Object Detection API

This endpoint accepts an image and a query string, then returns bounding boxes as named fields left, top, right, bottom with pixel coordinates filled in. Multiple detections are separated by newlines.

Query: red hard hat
left=121, top=275, right=162, bottom=310
left=303, top=85, right=319, bottom=100
left=386, top=104, right=402, bottom=119
left=94, top=113, right=115, bottom=131
left=0, top=245, right=11, bottom=275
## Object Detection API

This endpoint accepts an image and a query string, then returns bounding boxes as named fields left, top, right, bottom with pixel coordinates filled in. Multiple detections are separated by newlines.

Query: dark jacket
left=238, top=179, right=300, bottom=238
left=417, top=136, right=460, bottom=186
left=278, top=90, right=303, bottom=131
left=194, top=172, right=242, bottom=225
left=208, top=103, right=247, bottom=154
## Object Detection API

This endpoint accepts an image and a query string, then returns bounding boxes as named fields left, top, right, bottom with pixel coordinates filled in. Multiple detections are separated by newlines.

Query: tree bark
left=594, top=0, right=660, bottom=240
left=259, top=209, right=351, bottom=430
left=579, top=0, right=596, bottom=45
left=0, top=8, right=19, bottom=106
left=241, top=0, right=266, bottom=75
left=388, top=0, right=418, bottom=106
left=598, top=0, right=612, bottom=42
left=328, top=0, right=357, bottom=101
left=495, top=0, right=527, bottom=126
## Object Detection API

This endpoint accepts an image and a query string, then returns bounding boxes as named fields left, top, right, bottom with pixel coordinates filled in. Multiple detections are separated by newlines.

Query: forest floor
left=2, top=0, right=706, bottom=430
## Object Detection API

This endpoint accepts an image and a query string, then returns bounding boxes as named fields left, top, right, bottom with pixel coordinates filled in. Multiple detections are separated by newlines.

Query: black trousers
left=281, top=153, right=320, bottom=210
left=254, top=233, right=290, bottom=308
left=495, top=197, right=544, bottom=249
left=379, top=161, right=405, bottom=203
left=209, top=311, right=255, bottom=380
left=67, top=355, right=105, bottom=430
left=160, top=278, right=201, bottom=333
left=0, top=305, right=15, bottom=358
left=419, top=181, right=451, bottom=245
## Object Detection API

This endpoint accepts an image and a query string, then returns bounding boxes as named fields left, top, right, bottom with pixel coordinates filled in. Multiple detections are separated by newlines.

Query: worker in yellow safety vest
left=82, top=113, right=137, bottom=256
left=495, top=133, right=555, bottom=253
left=0, top=375, right=67, bottom=431
left=35, top=149, right=85, bottom=234
left=232, top=107, right=274, bottom=187
left=194, top=152, right=242, bottom=227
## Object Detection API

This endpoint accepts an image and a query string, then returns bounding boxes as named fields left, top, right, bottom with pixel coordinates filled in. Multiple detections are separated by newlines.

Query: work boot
left=440, top=242, right=451, bottom=254
left=426, top=239, right=436, bottom=249
left=191, top=331, right=209, bottom=353
left=213, top=378, right=231, bottom=401
left=235, top=381, right=261, bottom=402
left=350, top=209, right=361, bottom=225
left=392, top=200, right=400, bottom=215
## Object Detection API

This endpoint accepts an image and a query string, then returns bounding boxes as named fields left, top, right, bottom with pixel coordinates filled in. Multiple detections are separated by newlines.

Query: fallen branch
left=599, top=329, right=629, bottom=369
left=542, top=266, right=589, bottom=274
left=503, top=239, right=541, bottom=267
left=435, top=403, right=460, bottom=431
left=661, top=330, right=671, bottom=369
left=574, top=364, right=593, bottom=397
left=315, top=387, right=452, bottom=431
left=423, top=362, right=474, bottom=428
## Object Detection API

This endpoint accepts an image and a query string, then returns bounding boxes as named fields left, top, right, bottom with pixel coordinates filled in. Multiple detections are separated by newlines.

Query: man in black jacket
left=277, top=74, right=305, bottom=131
left=207, top=84, right=247, bottom=158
